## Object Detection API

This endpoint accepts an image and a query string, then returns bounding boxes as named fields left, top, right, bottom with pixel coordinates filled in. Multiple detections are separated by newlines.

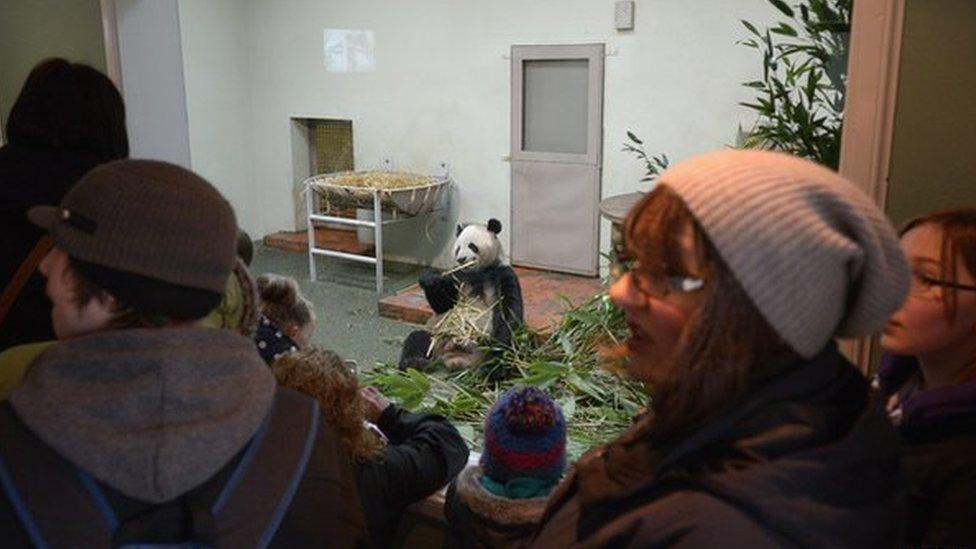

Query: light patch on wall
left=323, top=29, right=376, bottom=72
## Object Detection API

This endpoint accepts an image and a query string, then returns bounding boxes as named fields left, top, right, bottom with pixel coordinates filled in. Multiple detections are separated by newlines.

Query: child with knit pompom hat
left=444, top=386, right=566, bottom=548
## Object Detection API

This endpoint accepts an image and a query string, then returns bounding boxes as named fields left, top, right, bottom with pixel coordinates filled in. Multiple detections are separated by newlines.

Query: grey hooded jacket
left=0, top=327, right=367, bottom=547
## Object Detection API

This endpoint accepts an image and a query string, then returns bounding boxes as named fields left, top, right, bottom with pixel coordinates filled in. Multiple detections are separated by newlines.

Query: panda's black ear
left=487, top=218, right=502, bottom=235
left=456, top=224, right=464, bottom=237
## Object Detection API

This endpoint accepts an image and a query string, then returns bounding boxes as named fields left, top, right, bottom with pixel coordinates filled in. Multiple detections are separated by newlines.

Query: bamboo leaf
left=741, top=19, right=761, bottom=37
left=769, top=0, right=795, bottom=18
left=560, top=397, right=577, bottom=420
left=558, top=332, right=574, bottom=357
left=771, top=23, right=798, bottom=37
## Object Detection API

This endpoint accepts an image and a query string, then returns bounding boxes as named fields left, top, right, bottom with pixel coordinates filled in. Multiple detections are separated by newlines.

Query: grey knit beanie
left=658, top=149, right=909, bottom=358
left=28, top=159, right=238, bottom=318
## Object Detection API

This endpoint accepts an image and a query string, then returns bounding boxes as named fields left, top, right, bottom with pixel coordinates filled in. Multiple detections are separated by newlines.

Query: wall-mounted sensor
left=615, top=1, right=635, bottom=31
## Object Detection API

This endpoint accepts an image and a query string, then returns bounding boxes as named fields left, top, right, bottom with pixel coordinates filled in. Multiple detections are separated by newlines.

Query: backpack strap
left=0, top=402, right=113, bottom=548
left=0, top=389, right=319, bottom=548
left=214, top=388, right=319, bottom=547
left=0, top=236, right=54, bottom=329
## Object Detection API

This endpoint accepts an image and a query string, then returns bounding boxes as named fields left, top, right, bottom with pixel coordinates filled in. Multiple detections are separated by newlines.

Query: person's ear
left=79, top=291, right=121, bottom=331
left=95, top=290, right=119, bottom=310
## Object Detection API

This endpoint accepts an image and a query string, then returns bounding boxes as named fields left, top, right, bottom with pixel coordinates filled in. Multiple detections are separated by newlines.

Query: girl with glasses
left=877, top=208, right=976, bottom=546
left=530, top=150, right=910, bottom=548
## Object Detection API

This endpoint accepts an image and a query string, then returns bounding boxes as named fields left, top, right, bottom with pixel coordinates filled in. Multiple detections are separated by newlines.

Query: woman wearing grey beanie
left=531, top=149, right=911, bottom=548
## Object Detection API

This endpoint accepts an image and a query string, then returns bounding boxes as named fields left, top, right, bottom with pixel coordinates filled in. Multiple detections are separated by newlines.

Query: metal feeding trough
left=304, top=168, right=452, bottom=295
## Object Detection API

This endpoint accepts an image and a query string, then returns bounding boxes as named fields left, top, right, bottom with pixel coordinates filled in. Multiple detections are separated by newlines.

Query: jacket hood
left=577, top=344, right=905, bottom=547
left=10, top=327, right=275, bottom=503
left=876, top=354, right=976, bottom=438
left=454, top=465, right=550, bottom=527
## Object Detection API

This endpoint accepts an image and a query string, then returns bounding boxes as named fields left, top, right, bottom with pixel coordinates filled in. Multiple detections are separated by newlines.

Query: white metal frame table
left=304, top=170, right=451, bottom=295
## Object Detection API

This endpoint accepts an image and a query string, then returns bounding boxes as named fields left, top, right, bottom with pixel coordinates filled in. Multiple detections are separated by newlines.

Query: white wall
left=177, top=0, right=780, bottom=266
left=115, top=0, right=191, bottom=166
left=178, top=0, right=256, bottom=233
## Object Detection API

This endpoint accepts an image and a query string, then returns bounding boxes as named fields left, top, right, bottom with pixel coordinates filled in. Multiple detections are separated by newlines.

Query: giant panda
left=398, top=218, right=524, bottom=371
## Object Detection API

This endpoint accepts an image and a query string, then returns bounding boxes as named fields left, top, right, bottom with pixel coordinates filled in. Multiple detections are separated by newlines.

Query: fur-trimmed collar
left=453, top=465, right=549, bottom=526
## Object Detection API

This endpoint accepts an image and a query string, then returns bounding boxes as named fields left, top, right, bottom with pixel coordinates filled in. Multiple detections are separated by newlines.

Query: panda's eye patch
left=455, top=245, right=460, bottom=256
left=468, top=243, right=480, bottom=254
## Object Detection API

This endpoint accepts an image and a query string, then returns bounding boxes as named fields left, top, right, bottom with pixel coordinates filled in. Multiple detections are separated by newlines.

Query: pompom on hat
left=655, top=149, right=910, bottom=358
left=480, top=386, right=566, bottom=484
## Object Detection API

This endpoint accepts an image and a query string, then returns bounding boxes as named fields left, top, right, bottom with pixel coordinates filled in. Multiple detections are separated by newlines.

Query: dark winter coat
left=876, top=355, right=976, bottom=546
left=254, top=314, right=300, bottom=364
left=530, top=343, right=906, bottom=548
left=0, top=327, right=368, bottom=547
left=0, top=143, right=103, bottom=350
left=356, top=403, right=469, bottom=547
left=444, top=465, right=550, bottom=549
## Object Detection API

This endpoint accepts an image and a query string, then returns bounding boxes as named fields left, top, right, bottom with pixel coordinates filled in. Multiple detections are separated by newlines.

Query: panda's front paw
left=399, top=356, right=432, bottom=372
left=419, top=269, right=444, bottom=289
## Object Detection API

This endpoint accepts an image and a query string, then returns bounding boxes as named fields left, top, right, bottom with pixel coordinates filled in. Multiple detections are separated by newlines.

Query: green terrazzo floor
left=249, top=243, right=423, bottom=370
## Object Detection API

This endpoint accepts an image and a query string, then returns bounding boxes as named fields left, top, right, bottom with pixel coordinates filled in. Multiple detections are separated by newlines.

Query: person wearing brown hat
left=530, top=149, right=911, bottom=547
left=0, top=160, right=368, bottom=547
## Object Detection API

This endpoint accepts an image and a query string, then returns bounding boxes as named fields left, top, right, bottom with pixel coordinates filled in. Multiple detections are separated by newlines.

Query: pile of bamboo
left=325, top=171, right=437, bottom=190
left=430, top=292, right=498, bottom=348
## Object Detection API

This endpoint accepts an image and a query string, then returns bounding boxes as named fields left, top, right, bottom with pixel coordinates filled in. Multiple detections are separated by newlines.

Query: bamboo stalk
left=442, top=259, right=477, bottom=276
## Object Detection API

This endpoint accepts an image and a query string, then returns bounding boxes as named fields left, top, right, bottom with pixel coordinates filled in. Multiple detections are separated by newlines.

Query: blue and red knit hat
left=480, top=386, right=567, bottom=484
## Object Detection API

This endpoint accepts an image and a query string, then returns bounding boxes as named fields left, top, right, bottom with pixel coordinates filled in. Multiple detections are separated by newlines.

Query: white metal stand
left=305, top=164, right=451, bottom=296
left=307, top=187, right=390, bottom=294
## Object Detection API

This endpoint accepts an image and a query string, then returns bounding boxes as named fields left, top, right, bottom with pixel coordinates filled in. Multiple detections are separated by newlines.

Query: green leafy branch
left=363, top=291, right=646, bottom=459
left=622, top=131, right=670, bottom=184
left=738, top=0, right=852, bottom=169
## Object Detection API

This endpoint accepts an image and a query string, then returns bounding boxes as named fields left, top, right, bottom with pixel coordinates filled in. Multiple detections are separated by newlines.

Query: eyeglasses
left=909, top=271, right=976, bottom=300
left=628, top=267, right=705, bottom=299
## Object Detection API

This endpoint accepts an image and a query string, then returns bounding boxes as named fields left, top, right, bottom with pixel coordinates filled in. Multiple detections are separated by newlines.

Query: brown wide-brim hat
left=29, top=159, right=238, bottom=317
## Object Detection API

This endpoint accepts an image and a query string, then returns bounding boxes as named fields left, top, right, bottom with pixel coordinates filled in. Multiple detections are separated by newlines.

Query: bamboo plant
left=738, top=0, right=853, bottom=169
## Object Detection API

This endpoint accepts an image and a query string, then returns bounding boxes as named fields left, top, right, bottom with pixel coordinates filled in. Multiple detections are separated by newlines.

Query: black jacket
left=356, top=404, right=469, bottom=547
left=899, top=428, right=976, bottom=546
left=0, top=143, right=103, bottom=350
left=877, top=355, right=976, bottom=545
left=531, top=344, right=906, bottom=548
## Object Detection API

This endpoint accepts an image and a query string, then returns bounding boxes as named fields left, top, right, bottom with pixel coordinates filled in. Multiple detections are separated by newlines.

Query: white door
left=510, top=44, right=604, bottom=276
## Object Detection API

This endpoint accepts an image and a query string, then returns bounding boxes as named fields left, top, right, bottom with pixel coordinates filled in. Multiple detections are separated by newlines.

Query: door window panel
left=521, top=59, right=589, bottom=154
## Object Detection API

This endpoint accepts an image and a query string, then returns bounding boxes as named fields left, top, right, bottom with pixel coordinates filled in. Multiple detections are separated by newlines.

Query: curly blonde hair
left=271, top=347, right=384, bottom=462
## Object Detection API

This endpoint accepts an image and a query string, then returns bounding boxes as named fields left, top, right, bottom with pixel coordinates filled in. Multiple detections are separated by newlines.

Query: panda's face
left=454, top=223, right=502, bottom=270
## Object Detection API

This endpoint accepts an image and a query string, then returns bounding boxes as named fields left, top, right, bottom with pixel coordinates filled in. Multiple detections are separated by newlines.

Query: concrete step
left=263, top=227, right=373, bottom=255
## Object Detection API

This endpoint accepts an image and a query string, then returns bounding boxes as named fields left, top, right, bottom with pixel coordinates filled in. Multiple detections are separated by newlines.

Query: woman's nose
left=609, top=272, right=641, bottom=311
